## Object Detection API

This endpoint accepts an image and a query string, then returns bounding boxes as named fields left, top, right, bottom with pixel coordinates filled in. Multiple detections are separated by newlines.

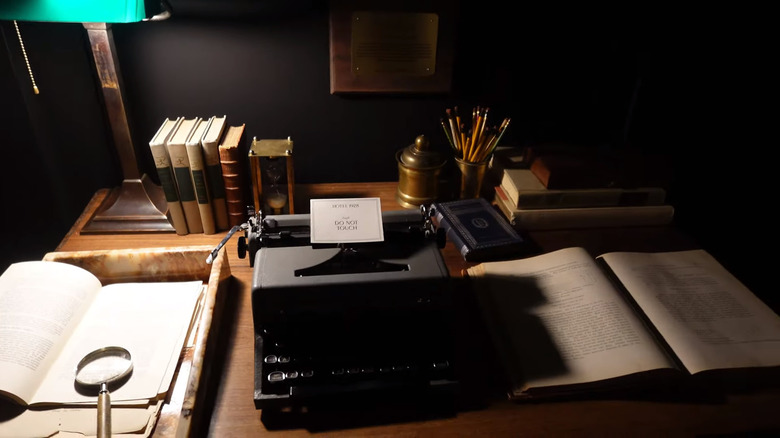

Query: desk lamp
left=1, top=1, right=175, bottom=234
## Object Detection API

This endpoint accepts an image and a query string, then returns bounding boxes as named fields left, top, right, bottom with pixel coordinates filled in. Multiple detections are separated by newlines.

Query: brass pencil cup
left=455, top=157, right=488, bottom=199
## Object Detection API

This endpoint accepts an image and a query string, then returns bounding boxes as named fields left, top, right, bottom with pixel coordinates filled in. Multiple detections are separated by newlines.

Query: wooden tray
left=42, top=245, right=232, bottom=437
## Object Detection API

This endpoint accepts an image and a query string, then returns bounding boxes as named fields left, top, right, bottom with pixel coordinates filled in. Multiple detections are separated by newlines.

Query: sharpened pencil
left=442, top=105, right=508, bottom=163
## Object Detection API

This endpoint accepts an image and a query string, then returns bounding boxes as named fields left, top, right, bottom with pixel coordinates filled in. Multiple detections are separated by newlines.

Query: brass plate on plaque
left=351, top=12, right=438, bottom=76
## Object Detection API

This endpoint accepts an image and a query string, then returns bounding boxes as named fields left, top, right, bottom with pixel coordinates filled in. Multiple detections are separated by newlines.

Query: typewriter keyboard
left=255, top=310, right=457, bottom=403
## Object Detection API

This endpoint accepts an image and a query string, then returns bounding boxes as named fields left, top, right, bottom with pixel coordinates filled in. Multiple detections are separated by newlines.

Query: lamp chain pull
left=13, top=20, right=39, bottom=95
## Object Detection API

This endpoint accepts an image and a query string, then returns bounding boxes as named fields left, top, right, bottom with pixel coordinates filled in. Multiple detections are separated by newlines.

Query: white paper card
left=309, top=198, right=384, bottom=244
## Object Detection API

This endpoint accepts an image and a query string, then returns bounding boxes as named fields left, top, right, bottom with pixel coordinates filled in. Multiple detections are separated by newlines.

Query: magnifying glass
left=75, top=346, right=133, bottom=438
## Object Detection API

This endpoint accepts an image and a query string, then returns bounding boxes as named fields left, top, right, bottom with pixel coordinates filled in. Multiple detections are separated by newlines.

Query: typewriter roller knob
left=237, top=235, right=248, bottom=259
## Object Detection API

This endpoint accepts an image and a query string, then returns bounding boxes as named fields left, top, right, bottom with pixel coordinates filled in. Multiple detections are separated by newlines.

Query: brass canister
left=396, top=135, right=446, bottom=208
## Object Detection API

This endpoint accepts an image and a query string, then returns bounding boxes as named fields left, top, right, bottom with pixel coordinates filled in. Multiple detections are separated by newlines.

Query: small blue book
left=432, top=198, right=532, bottom=262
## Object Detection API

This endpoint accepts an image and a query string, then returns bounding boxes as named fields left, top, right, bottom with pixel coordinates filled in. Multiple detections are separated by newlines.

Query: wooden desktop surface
left=54, top=182, right=780, bottom=437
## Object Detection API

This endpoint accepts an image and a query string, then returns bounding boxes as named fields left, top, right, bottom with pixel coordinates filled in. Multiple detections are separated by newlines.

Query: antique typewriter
left=236, top=207, right=459, bottom=409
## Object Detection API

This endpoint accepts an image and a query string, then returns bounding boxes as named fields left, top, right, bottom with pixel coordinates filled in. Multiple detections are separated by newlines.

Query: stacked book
left=493, top=150, right=675, bottom=230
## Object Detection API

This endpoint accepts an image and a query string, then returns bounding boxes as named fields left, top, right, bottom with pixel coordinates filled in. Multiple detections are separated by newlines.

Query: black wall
left=1, top=2, right=773, bottom=306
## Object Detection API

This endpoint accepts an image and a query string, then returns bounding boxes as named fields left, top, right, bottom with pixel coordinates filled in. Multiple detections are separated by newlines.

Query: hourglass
left=249, top=137, right=295, bottom=215
left=264, top=157, right=288, bottom=214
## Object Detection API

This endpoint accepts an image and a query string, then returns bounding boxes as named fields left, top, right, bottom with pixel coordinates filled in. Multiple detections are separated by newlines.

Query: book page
left=0, top=262, right=102, bottom=405
left=468, top=247, right=676, bottom=393
left=0, top=400, right=160, bottom=438
left=30, top=280, right=204, bottom=405
left=599, top=250, right=780, bottom=374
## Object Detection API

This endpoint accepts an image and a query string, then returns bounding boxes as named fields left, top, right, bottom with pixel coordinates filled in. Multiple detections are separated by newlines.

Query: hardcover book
left=148, top=117, right=188, bottom=235
left=529, top=154, right=617, bottom=189
left=201, top=116, right=229, bottom=231
left=494, top=185, right=675, bottom=231
left=466, top=247, right=780, bottom=400
left=219, top=124, right=249, bottom=228
left=0, top=260, right=203, bottom=406
left=501, top=169, right=666, bottom=210
left=167, top=117, right=204, bottom=234
left=431, top=198, right=530, bottom=262
left=186, top=118, right=216, bottom=234
left=528, top=149, right=674, bottom=190
left=481, top=146, right=530, bottom=198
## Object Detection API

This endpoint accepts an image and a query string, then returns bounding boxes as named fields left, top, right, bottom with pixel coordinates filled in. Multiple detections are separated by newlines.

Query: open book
left=0, top=260, right=203, bottom=407
left=466, top=247, right=780, bottom=399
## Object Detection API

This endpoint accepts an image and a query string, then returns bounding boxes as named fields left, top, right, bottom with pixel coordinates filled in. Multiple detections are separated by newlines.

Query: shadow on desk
left=253, top=275, right=780, bottom=434
left=260, top=389, right=461, bottom=432
left=255, top=373, right=775, bottom=434
left=452, top=274, right=780, bottom=405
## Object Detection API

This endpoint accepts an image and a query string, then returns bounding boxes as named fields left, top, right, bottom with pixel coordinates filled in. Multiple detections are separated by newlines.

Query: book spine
left=493, top=185, right=517, bottom=227
left=494, top=186, right=675, bottom=230
left=149, top=143, right=188, bottom=235
left=507, top=186, right=667, bottom=209
left=512, top=188, right=619, bottom=209
left=434, top=211, right=471, bottom=260
left=186, top=143, right=216, bottom=234
left=202, top=142, right=229, bottom=231
left=529, top=156, right=553, bottom=187
left=168, top=143, right=204, bottom=234
left=219, top=145, right=247, bottom=227
left=529, top=155, right=617, bottom=189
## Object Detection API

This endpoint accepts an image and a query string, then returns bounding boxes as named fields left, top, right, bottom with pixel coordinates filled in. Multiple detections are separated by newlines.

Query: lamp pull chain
left=13, top=20, right=39, bottom=95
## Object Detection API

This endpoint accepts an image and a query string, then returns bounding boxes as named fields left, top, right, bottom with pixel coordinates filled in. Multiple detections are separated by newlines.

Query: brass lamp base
left=81, top=174, right=175, bottom=234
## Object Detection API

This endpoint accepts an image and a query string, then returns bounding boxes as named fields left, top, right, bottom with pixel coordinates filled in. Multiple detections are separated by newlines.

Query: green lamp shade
left=0, top=0, right=160, bottom=23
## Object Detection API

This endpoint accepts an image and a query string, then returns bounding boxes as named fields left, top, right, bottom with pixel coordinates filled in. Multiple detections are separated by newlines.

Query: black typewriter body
left=246, top=209, right=459, bottom=409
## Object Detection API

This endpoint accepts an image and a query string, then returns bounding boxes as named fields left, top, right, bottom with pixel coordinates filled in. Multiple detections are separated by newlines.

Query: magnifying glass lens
left=76, top=355, right=133, bottom=385
left=75, top=346, right=133, bottom=438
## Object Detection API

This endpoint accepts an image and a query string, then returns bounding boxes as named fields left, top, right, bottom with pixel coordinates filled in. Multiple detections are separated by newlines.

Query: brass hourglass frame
left=249, top=137, right=295, bottom=215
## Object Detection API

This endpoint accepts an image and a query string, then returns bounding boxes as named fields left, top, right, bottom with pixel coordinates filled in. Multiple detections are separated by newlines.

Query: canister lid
left=398, top=135, right=445, bottom=169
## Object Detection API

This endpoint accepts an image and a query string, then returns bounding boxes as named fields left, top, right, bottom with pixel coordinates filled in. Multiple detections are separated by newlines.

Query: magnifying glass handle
left=97, top=382, right=111, bottom=438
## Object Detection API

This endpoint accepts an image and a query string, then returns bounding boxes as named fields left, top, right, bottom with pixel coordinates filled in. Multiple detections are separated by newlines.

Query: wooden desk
left=54, top=183, right=780, bottom=437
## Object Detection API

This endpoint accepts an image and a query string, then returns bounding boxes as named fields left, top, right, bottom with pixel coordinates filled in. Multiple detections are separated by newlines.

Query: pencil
left=442, top=106, right=509, bottom=163
left=477, top=117, right=510, bottom=162
left=470, top=107, right=489, bottom=162
left=445, top=109, right=460, bottom=153
left=440, top=117, right=457, bottom=152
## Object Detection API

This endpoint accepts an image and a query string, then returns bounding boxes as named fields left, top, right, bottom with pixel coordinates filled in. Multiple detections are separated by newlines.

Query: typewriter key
left=267, top=371, right=285, bottom=382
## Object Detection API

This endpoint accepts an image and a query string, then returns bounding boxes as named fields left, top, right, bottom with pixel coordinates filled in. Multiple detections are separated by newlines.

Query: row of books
left=491, top=147, right=675, bottom=230
left=149, top=116, right=247, bottom=235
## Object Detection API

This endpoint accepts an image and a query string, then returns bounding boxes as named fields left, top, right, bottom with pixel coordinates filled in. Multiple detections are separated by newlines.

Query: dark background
left=0, top=2, right=773, bottom=306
